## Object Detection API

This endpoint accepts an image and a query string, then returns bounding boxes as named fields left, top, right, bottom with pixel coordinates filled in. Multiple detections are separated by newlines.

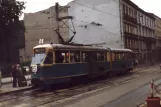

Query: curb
left=2, top=78, right=31, bottom=85
left=0, top=86, right=34, bottom=96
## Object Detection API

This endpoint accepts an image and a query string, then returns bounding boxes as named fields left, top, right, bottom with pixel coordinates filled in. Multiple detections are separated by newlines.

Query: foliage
left=0, top=0, right=25, bottom=26
left=0, top=0, right=25, bottom=63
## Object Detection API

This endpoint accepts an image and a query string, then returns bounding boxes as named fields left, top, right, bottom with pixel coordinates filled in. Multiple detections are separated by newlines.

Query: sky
left=18, top=0, right=161, bottom=19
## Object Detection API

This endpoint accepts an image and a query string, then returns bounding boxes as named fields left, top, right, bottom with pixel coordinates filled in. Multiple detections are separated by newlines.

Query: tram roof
left=33, top=44, right=132, bottom=52
left=33, top=44, right=108, bottom=51
left=110, top=48, right=132, bottom=53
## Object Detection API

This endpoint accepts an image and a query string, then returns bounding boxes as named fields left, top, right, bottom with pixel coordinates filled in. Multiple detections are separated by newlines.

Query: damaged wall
left=68, top=0, right=122, bottom=48
left=20, top=6, right=69, bottom=62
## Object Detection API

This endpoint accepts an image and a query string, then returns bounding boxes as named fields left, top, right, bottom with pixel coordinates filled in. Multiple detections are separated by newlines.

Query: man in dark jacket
left=11, top=64, right=18, bottom=87
left=0, top=67, right=2, bottom=88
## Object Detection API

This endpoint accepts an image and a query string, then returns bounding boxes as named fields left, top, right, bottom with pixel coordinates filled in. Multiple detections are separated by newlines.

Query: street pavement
left=2, top=75, right=31, bottom=84
left=0, top=75, right=31, bottom=95
left=38, top=65, right=161, bottom=107
left=0, top=64, right=160, bottom=107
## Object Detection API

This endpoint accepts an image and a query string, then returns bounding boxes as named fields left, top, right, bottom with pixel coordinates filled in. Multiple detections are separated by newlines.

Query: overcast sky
left=18, top=0, right=161, bottom=19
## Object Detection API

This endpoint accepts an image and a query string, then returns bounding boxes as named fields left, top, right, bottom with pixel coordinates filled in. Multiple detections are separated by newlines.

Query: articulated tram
left=30, top=43, right=134, bottom=86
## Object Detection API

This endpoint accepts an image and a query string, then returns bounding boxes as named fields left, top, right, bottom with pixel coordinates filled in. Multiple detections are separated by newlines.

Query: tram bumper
left=31, top=78, right=45, bottom=86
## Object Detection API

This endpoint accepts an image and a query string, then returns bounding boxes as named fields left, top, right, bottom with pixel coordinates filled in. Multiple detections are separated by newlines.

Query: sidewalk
left=2, top=75, right=31, bottom=84
left=0, top=75, right=32, bottom=95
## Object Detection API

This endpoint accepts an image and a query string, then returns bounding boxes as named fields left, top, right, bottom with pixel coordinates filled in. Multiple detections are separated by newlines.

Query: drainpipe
left=119, top=0, right=124, bottom=49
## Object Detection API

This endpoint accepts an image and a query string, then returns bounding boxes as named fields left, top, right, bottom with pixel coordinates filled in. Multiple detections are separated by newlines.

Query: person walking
left=11, top=64, right=18, bottom=87
left=16, top=64, right=27, bottom=87
left=0, top=67, right=2, bottom=88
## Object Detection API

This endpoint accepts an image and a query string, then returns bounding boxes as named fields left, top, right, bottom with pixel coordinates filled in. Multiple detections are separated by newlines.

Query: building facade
left=154, top=15, right=161, bottom=61
left=120, top=0, right=155, bottom=64
left=67, top=0, right=123, bottom=48
left=20, top=0, right=159, bottom=64
left=20, top=6, right=69, bottom=62
left=0, top=21, right=25, bottom=66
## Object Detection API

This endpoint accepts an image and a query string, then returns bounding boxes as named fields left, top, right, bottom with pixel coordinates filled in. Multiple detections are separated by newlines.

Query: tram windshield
left=31, top=53, right=46, bottom=65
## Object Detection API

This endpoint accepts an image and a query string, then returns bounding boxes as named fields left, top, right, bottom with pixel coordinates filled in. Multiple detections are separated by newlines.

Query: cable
left=72, top=1, right=120, bottom=19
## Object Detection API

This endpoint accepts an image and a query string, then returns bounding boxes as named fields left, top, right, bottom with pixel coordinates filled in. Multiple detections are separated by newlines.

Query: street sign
left=39, top=39, right=44, bottom=44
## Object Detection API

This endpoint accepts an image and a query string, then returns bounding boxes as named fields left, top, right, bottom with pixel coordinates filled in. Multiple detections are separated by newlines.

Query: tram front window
left=31, top=53, right=46, bottom=65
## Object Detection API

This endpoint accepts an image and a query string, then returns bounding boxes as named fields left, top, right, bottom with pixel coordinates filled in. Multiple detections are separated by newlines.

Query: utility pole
left=55, top=2, right=60, bottom=43
left=54, top=2, right=76, bottom=44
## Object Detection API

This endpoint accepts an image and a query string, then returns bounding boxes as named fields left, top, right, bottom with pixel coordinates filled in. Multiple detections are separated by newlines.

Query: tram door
left=86, top=51, right=98, bottom=74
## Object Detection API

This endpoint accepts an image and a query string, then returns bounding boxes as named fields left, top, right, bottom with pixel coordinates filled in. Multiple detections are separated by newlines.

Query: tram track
left=0, top=66, right=160, bottom=107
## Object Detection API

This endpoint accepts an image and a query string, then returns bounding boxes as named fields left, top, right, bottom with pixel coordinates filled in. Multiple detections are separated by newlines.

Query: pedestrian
left=0, top=67, right=2, bottom=88
left=11, top=64, right=18, bottom=87
left=16, top=64, right=27, bottom=87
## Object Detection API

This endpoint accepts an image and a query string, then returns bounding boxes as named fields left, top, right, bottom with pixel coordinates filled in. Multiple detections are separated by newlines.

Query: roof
left=110, top=48, right=132, bottom=53
left=33, top=44, right=133, bottom=52
left=122, top=0, right=155, bottom=20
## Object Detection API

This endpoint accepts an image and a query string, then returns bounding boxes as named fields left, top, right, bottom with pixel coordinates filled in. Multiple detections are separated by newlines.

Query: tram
left=30, top=43, right=134, bottom=86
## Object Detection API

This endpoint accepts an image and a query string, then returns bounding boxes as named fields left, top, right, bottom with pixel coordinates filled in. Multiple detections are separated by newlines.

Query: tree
left=0, top=0, right=25, bottom=25
left=0, top=0, right=25, bottom=63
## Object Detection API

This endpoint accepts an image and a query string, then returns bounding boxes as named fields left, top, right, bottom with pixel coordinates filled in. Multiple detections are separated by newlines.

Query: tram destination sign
left=34, top=48, right=46, bottom=54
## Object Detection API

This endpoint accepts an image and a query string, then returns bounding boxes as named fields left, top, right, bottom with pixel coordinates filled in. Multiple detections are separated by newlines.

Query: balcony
left=123, top=13, right=137, bottom=24
left=143, top=36, right=156, bottom=43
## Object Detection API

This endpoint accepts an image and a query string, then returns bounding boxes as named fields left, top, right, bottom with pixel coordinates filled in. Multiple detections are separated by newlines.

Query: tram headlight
left=32, top=65, right=37, bottom=73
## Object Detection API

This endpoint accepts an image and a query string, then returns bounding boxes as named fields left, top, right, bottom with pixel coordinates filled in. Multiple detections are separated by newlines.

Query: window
left=115, top=53, right=121, bottom=60
left=70, top=51, right=81, bottom=63
left=120, top=53, right=126, bottom=60
left=126, top=53, right=133, bottom=60
left=44, top=52, right=53, bottom=64
left=81, top=52, right=87, bottom=62
left=123, top=5, right=125, bottom=13
left=112, top=53, right=115, bottom=61
left=125, top=5, right=127, bottom=14
left=128, top=8, right=131, bottom=16
left=125, top=24, right=128, bottom=32
left=97, top=52, right=105, bottom=61
left=124, top=24, right=126, bottom=32
left=55, top=51, right=69, bottom=63
left=131, top=9, right=133, bottom=17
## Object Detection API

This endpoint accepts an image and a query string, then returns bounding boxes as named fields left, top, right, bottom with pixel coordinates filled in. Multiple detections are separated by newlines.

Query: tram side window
left=107, top=52, right=110, bottom=61
left=81, top=52, right=87, bottom=62
left=70, top=51, right=81, bottom=63
left=97, top=52, right=101, bottom=61
left=97, top=52, right=105, bottom=61
left=120, top=53, right=126, bottom=60
left=112, top=53, right=115, bottom=61
left=104, top=52, right=107, bottom=61
left=55, top=51, right=69, bottom=63
left=127, top=53, right=133, bottom=60
left=44, top=52, right=53, bottom=64
left=115, top=53, right=121, bottom=60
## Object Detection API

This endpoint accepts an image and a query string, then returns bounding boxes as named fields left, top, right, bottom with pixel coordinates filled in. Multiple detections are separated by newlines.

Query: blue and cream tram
left=31, top=44, right=134, bottom=86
